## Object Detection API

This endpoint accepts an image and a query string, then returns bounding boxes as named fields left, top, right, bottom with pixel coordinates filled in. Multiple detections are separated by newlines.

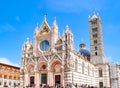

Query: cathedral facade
left=20, top=14, right=119, bottom=88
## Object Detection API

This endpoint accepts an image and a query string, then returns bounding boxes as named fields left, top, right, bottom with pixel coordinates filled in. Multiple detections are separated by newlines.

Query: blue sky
left=0, top=0, right=120, bottom=66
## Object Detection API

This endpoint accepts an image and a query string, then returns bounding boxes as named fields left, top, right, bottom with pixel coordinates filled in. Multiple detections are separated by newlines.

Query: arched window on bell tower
left=99, top=69, right=103, bottom=77
left=95, top=52, right=98, bottom=56
left=94, top=40, right=97, bottom=44
left=95, top=46, right=97, bottom=50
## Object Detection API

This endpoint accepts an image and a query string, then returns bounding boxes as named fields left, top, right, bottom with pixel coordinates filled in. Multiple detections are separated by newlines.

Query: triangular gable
left=39, top=20, right=51, bottom=35
left=50, top=53, right=62, bottom=63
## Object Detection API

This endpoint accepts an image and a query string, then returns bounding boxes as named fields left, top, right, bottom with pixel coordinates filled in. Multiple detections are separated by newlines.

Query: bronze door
left=55, top=75, right=61, bottom=84
left=30, top=76, right=34, bottom=85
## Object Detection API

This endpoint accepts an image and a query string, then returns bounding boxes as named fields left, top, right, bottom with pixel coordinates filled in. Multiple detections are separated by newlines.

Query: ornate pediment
left=27, top=58, right=35, bottom=65
left=39, top=22, right=51, bottom=35
left=38, top=56, right=48, bottom=63
left=50, top=53, right=62, bottom=63
left=56, top=36, right=62, bottom=44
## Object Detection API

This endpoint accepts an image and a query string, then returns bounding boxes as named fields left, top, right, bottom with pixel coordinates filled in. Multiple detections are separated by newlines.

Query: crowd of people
left=24, top=83, right=98, bottom=88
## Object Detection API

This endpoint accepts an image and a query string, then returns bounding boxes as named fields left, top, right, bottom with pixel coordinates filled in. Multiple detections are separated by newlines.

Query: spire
left=25, top=37, right=30, bottom=44
left=26, top=37, right=29, bottom=41
left=91, top=12, right=99, bottom=19
left=36, top=23, right=38, bottom=29
left=53, top=17, right=56, bottom=25
left=66, top=24, right=69, bottom=28
left=52, top=17, right=58, bottom=30
left=25, top=37, right=33, bottom=45
left=65, top=24, right=73, bottom=36
left=35, top=23, right=39, bottom=30
left=88, top=15, right=90, bottom=19
left=23, top=37, right=33, bottom=51
left=52, top=17, right=57, bottom=26
left=44, top=14, right=47, bottom=22
left=65, top=24, right=70, bottom=32
left=34, top=23, right=39, bottom=35
left=88, top=12, right=101, bottom=22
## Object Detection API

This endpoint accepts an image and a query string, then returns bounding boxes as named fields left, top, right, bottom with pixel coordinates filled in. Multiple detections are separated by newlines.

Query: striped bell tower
left=89, top=13, right=104, bottom=64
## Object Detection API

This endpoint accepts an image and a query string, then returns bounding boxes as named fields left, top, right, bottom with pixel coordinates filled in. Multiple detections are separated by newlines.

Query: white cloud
left=0, top=24, right=15, bottom=32
left=0, top=57, right=19, bottom=67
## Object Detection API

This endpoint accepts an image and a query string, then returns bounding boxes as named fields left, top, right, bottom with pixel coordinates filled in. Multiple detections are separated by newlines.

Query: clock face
left=40, top=40, right=50, bottom=51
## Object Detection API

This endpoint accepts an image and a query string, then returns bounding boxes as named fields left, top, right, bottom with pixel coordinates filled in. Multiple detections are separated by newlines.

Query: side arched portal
left=27, top=64, right=35, bottom=87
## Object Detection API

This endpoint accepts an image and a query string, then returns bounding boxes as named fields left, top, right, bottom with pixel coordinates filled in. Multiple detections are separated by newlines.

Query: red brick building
left=0, top=63, right=20, bottom=87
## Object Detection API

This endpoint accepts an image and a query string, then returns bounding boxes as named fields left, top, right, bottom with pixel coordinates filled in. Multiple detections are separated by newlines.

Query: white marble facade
left=20, top=14, right=118, bottom=88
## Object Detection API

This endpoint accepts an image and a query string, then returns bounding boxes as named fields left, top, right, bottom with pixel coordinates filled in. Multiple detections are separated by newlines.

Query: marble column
left=47, top=63, right=51, bottom=86
left=35, top=72, right=40, bottom=87
left=50, top=72, right=54, bottom=86
left=61, top=66, right=64, bottom=87
left=47, top=71, right=54, bottom=86
left=24, top=73, right=29, bottom=87
left=47, top=70, right=50, bottom=85
left=20, top=75, right=24, bottom=87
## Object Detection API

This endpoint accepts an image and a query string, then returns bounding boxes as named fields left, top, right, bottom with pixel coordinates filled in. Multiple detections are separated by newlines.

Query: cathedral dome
left=79, top=49, right=90, bottom=56
left=79, top=43, right=90, bottom=61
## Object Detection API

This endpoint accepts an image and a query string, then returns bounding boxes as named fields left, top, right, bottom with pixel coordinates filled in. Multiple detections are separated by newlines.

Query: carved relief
left=27, top=64, right=34, bottom=74
left=40, top=24, right=50, bottom=35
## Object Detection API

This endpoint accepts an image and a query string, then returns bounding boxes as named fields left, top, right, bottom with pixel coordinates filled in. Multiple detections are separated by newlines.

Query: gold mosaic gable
left=39, top=22, right=50, bottom=35
left=57, top=36, right=62, bottom=44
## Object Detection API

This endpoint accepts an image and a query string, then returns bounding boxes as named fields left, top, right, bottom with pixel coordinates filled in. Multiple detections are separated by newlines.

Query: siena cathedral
left=20, top=14, right=120, bottom=88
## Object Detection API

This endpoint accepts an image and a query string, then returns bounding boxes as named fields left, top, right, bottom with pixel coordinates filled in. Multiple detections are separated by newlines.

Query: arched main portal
left=50, top=60, right=63, bottom=87
left=38, top=62, right=48, bottom=85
